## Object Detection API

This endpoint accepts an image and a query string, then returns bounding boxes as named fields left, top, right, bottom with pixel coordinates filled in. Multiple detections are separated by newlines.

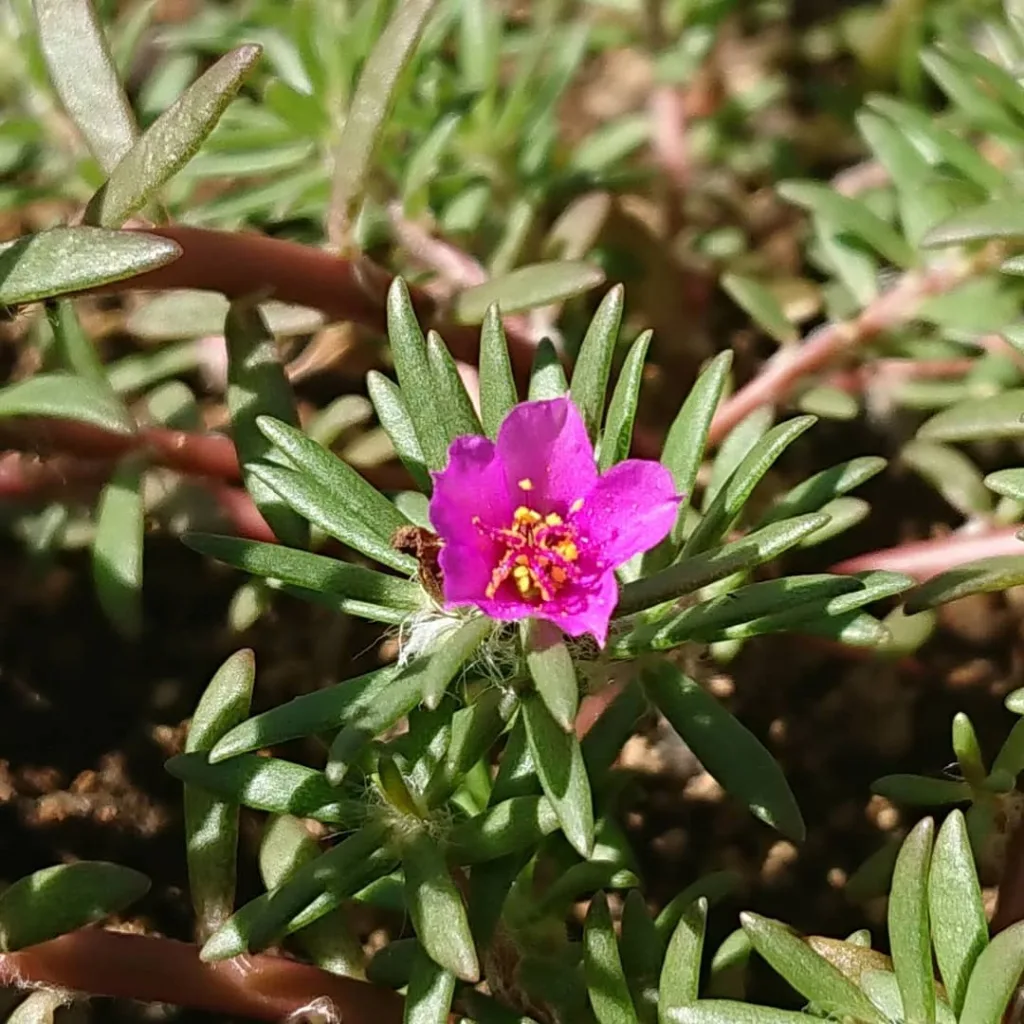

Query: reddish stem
left=0, top=930, right=405, bottom=1023
left=831, top=527, right=1023, bottom=580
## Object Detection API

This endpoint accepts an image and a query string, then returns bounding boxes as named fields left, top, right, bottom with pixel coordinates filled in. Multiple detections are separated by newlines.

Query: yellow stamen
left=515, top=574, right=533, bottom=594
left=518, top=478, right=534, bottom=491
left=514, top=506, right=541, bottom=524
left=557, top=541, right=578, bottom=561
left=513, top=565, right=531, bottom=578
left=570, top=498, right=585, bottom=513
left=515, top=554, right=529, bottom=565
left=544, top=512, right=563, bottom=526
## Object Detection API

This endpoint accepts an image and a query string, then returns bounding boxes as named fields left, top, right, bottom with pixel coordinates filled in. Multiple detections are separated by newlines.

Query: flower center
left=473, top=497, right=583, bottom=603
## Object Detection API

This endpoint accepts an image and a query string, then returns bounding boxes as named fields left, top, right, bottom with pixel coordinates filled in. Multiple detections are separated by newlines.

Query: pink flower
left=428, top=396, right=681, bottom=646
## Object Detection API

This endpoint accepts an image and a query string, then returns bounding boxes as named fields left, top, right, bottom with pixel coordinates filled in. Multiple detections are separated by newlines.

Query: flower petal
left=543, top=571, right=619, bottom=647
left=573, top=460, right=680, bottom=569
left=430, top=434, right=514, bottom=540
left=496, top=397, right=597, bottom=512
left=438, top=541, right=500, bottom=606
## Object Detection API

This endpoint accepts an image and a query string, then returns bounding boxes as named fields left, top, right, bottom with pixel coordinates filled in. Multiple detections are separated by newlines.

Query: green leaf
left=585, top=891, right=639, bottom=1024
left=581, top=681, right=647, bottom=785
left=166, top=751, right=358, bottom=824
left=0, top=371, right=134, bottom=435
left=923, top=200, right=1024, bottom=248
left=524, top=619, right=579, bottom=731
left=448, top=796, right=559, bottom=864
left=184, top=533, right=421, bottom=623
left=249, top=464, right=416, bottom=574
left=367, top=371, right=432, bottom=493
left=682, top=417, right=817, bottom=556
left=654, top=351, right=733, bottom=548
left=759, top=457, right=887, bottom=526
left=619, top=890, right=661, bottom=1024
left=404, top=950, right=456, bottom=1024
left=386, top=279, right=450, bottom=470
left=795, top=385, right=859, bottom=421
left=84, top=45, right=262, bottom=227
left=656, top=874, right=742, bottom=941
left=91, top=456, right=145, bottom=639
left=928, top=810, right=986, bottom=1016
left=46, top=299, right=107, bottom=385
left=739, top=913, right=886, bottom=1023
left=871, top=775, right=971, bottom=806
left=479, top=304, right=518, bottom=439
left=778, top=181, right=918, bottom=268
left=404, top=113, right=463, bottom=205
left=528, top=339, right=568, bottom=400
left=599, top=331, right=651, bottom=472
left=918, top=389, right=1024, bottom=442
left=225, top=298, right=308, bottom=548
left=571, top=286, right=625, bottom=440
left=669, top=1002, right=811, bottom=1023
left=905, top=555, right=1024, bottom=613
left=958, top=920, right=1024, bottom=1024
left=642, top=663, right=804, bottom=841
left=257, top=416, right=412, bottom=541
left=328, top=0, right=439, bottom=242
left=201, top=825, right=395, bottom=959
left=184, top=649, right=255, bottom=941
left=0, top=862, right=150, bottom=951
left=618, top=513, right=831, bottom=617
left=426, top=330, right=483, bottom=442
left=210, top=664, right=405, bottom=760
left=0, top=228, right=180, bottom=308
left=403, top=829, right=479, bottom=982
left=901, top=440, right=991, bottom=517
left=629, top=574, right=862, bottom=652
left=258, top=816, right=365, bottom=977
left=888, top=817, right=935, bottom=1024
left=456, top=263, right=605, bottom=325
left=720, top=274, right=797, bottom=344
left=33, top=0, right=137, bottom=172
left=985, top=468, right=1024, bottom=501
left=658, top=899, right=707, bottom=1023
left=419, top=615, right=492, bottom=710
left=704, top=408, right=775, bottom=513
left=522, top=695, right=594, bottom=857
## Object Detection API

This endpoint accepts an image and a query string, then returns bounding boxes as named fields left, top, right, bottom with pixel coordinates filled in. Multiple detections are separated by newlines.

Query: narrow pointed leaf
left=479, top=304, right=518, bottom=438
left=46, top=299, right=106, bottom=384
left=958, top=920, right=1024, bottom=1024
left=570, top=286, right=624, bottom=439
left=759, top=457, right=887, bottom=526
left=683, top=416, right=817, bottom=556
left=367, top=370, right=432, bottom=492
left=210, top=664, right=403, bottom=760
left=0, top=228, right=180, bottom=307
left=524, top=619, right=578, bottom=730
left=0, top=371, right=134, bottom=435
left=659, top=351, right=733, bottom=531
left=420, top=615, right=492, bottom=709
left=91, top=456, right=144, bottom=639
left=85, top=45, right=262, bottom=227
left=225, top=299, right=308, bottom=548
left=329, top=0, right=439, bottom=242
left=447, top=796, right=560, bottom=863
left=256, top=416, right=412, bottom=540
left=386, top=280, right=450, bottom=469
left=985, top=468, right=1024, bottom=501
left=166, top=752, right=358, bottom=825
left=456, top=262, right=604, bottom=324
left=522, top=694, right=594, bottom=857
left=0, top=863, right=150, bottom=951
left=721, top=274, right=797, bottom=344
left=403, top=829, right=479, bottom=982
left=250, top=464, right=416, bottom=573
left=658, top=899, right=707, bottom=1023
left=889, top=817, right=935, bottom=1024
left=918, top=389, right=1024, bottom=442
left=529, top=338, right=568, bottom=400
left=184, top=650, right=255, bottom=941
left=585, top=892, right=639, bottom=1024
left=617, top=513, right=830, bottom=617
left=642, top=663, right=804, bottom=841
left=620, top=890, right=661, bottom=1024
left=599, top=330, right=651, bottom=471
left=670, top=1003, right=810, bottom=1024
left=928, top=811, right=986, bottom=1015
left=184, top=533, right=421, bottom=622
left=740, top=913, right=886, bottom=1023
left=922, top=200, right=1024, bottom=248
left=901, top=440, right=991, bottom=516
left=32, top=0, right=137, bottom=172
left=405, top=950, right=456, bottom=1024
left=871, top=775, right=971, bottom=806
left=906, top=555, right=1024, bottom=613
left=426, top=330, right=483, bottom=442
